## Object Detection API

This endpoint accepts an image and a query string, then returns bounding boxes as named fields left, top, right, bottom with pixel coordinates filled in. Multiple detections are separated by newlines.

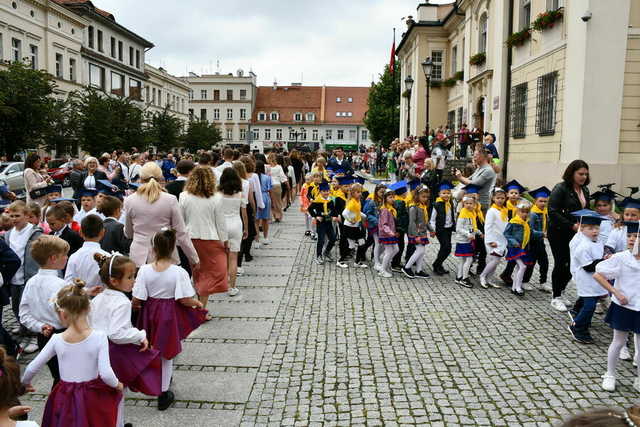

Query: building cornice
left=189, top=100, right=252, bottom=104
left=81, top=47, right=149, bottom=80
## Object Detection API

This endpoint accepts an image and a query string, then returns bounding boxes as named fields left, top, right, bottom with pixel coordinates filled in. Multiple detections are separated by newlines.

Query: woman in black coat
left=79, top=156, right=108, bottom=191
left=547, top=160, right=591, bottom=311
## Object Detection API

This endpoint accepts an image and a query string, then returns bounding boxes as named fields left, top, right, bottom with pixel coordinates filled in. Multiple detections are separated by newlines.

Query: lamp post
left=421, top=57, right=433, bottom=135
left=404, top=76, right=414, bottom=138
left=288, top=126, right=305, bottom=150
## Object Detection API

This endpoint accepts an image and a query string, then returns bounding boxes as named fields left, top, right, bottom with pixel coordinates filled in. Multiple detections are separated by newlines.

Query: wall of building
left=619, top=12, right=640, bottom=164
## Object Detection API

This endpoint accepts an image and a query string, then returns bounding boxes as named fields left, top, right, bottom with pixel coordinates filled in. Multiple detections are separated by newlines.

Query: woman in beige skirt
left=267, top=152, right=287, bottom=222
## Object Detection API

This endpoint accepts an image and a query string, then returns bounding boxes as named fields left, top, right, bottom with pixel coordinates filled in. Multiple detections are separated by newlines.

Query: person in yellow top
left=333, top=176, right=350, bottom=268
left=311, top=157, right=330, bottom=181
left=340, top=182, right=368, bottom=268
left=524, top=186, right=551, bottom=290
left=500, top=179, right=526, bottom=286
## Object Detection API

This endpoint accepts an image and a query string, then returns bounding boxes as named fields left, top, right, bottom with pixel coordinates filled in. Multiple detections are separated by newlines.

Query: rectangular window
left=511, top=82, right=528, bottom=138
left=129, top=47, right=134, bottom=66
left=252, top=129, right=259, bottom=140
left=29, top=45, right=38, bottom=70
left=226, top=109, right=233, bottom=120
left=89, top=63, right=105, bottom=89
left=240, top=128, right=246, bottom=140
left=337, top=130, right=344, bottom=140
left=200, top=109, right=207, bottom=121
left=258, top=112, right=266, bottom=121
left=69, top=58, right=76, bottom=81
left=520, top=0, right=531, bottom=31
left=361, top=130, right=368, bottom=141
left=325, top=129, right=332, bottom=140
left=546, top=0, right=562, bottom=10
left=188, top=109, right=194, bottom=121
left=88, top=26, right=94, bottom=49
left=265, top=129, right=271, bottom=140
left=110, top=37, right=116, bottom=58
left=226, top=90, right=233, bottom=100
left=135, top=50, right=140, bottom=69
left=152, top=88, right=156, bottom=104
left=226, top=129, right=233, bottom=140
left=457, top=107, right=463, bottom=130
left=336, top=97, right=341, bottom=103
left=300, top=129, right=307, bottom=141
left=188, top=90, right=194, bottom=100
left=200, top=89, right=207, bottom=100
left=145, top=86, right=150, bottom=102
left=158, top=89, right=162, bottom=104
left=0, top=34, right=3, bottom=60
left=349, top=130, right=356, bottom=140
left=451, top=45, right=458, bottom=74
left=288, top=130, right=295, bottom=141
left=270, top=112, right=279, bottom=121
left=447, top=110, right=455, bottom=127
left=240, top=109, right=247, bottom=120
left=240, top=89, right=247, bottom=100
left=431, top=50, right=443, bottom=80
left=11, top=38, right=21, bottom=63
left=111, top=72, right=124, bottom=96
left=312, top=129, right=318, bottom=141
left=213, top=109, right=220, bottom=120
left=129, top=78, right=141, bottom=100
left=276, top=129, right=282, bottom=140
left=97, top=30, right=103, bottom=52
left=535, top=72, right=557, bottom=136
left=55, top=53, right=63, bottom=78
left=347, top=97, right=353, bottom=103
left=213, top=90, right=220, bottom=101
left=118, top=41, right=123, bottom=61
left=294, top=113, right=302, bottom=121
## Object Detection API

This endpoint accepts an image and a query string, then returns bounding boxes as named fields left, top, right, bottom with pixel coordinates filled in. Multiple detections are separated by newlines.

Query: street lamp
left=421, top=57, right=433, bottom=135
left=404, top=76, right=414, bottom=138
left=288, top=126, right=305, bottom=150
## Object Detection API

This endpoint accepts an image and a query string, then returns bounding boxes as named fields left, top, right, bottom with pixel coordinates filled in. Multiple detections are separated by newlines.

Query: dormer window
left=348, top=97, right=353, bottom=103
left=306, top=112, right=315, bottom=121
left=336, top=97, right=341, bottom=103
left=270, top=112, right=279, bottom=121
left=294, top=112, right=302, bottom=121
left=258, top=112, right=266, bottom=121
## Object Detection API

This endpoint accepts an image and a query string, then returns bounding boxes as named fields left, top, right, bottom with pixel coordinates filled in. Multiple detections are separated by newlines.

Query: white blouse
left=269, top=164, right=287, bottom=186
left=484, top=207, right=508, bottom=256
left=133, top=264, right=197, bottom=301
left=90, top=289, right=146, bottom=345
left=22, top=330, right=118, bottom=387
left=240, top=179, right=250, bottom=208
left=570, top=235, right=607, bottom=297
left=248, top=173, right=265, bottom=209
left=179, top=192, right=228, bottom=241
left=596, top=250, right=640, bottom=311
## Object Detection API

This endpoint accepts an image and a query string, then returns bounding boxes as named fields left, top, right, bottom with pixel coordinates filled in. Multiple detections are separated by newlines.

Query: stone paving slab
left=158, top=370, right=256, bottom=403
left=209, top=288, right=284, bottom=302
left=241, top=265, right=293, bottom=276
left=208, top=301, right=278, bottom=318
left=189, top=319, right=273, bottom=340
left=176, top=342, right=266, bottom=367
left=237, top=276, right=288, bottom=287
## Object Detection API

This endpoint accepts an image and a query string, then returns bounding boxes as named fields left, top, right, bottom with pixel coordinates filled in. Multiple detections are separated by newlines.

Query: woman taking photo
left=218, top=168, right=244, bottom=296
left=124, top=162, right=199, bottom=269
left=180, top=166, right=228, bottom=315
left=548, top=160, right=591, bottom=312
left=267, top=152, right=287, bottom=222
left=24, top=153, right=53, bottom=205
left=79, top=157, right=108, bottom=191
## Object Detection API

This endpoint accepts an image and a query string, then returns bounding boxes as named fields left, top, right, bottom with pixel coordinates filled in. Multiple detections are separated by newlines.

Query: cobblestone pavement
left=9, top=199, right=640, bottom=426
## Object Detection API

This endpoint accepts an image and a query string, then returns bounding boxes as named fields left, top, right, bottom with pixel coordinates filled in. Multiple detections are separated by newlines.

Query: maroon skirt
left=42, top=378, right=121, bottom=427
left=109, top=341, right=162, bottom=396
left=137, top=297, right=208, bottom=360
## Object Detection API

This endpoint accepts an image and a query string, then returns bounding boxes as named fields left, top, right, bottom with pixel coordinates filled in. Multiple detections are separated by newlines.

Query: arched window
left=478, top=13, right=488, bottom=53
left=270, top=112, right=279, bottom=121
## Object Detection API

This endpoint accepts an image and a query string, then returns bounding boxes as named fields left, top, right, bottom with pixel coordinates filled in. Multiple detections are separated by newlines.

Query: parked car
left=0, top=162, right=25, bottom=192
left=48, top=160, right=73, bottom=187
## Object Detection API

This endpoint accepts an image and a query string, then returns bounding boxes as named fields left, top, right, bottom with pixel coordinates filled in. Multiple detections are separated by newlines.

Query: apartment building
left=145, top=64, right=189, bottom=122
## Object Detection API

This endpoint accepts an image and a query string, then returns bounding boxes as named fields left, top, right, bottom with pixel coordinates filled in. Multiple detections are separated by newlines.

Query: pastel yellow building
left=396, top=0, right=640, bottom=193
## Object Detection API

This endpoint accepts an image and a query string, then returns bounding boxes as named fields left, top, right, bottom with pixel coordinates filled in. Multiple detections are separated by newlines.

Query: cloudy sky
left=95, top=0, right=448, bottom=87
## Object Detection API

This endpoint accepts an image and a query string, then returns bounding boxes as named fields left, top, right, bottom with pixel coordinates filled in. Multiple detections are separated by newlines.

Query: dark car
left=47, top=160, right=73, bottom=187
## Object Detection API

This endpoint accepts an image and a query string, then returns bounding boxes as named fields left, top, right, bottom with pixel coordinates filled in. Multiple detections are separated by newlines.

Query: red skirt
left=192, top=239, right=228, bottom=295
left=42, top=378, right=121, bottom=427
left=137, top=297, right=208, bottom=360
left=109, top=342, right=162, bottom=396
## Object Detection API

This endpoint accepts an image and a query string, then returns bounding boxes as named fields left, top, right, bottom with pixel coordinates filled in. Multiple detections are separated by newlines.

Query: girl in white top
left=267, top=153, right=287, bottom=222
left=479, top=188, right=508, bottom=288
left=132, top=228, right=206, bottom=411
left=91, top=253, right=161, bottom=425
left=218, top=168, right=244, bottom=297
left=595, top=222, right=640, bottom=392
left=22, top=280, right=123, bottom=427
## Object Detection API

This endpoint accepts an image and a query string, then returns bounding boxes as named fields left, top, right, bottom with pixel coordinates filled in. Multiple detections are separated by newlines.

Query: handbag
left=29, top=187, right=48, bottom=200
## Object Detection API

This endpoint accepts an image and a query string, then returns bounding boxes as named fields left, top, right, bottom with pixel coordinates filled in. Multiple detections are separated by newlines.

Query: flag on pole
left=389, top=28, right=396, bottom=74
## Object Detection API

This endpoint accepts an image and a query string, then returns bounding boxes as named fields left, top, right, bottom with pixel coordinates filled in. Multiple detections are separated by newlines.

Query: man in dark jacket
left=166, top=160, right=195, bottom=200
left=69, top=159, right=84, bottom=202
left=327, top=148, right=354, bottom=176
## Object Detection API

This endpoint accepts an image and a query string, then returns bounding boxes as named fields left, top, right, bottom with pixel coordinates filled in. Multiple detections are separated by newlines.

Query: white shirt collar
left=176, top=176, right=188, bottom=181
left=82, top=241, right=101, bottom=249
left=37, top=268, right=60, bottom=276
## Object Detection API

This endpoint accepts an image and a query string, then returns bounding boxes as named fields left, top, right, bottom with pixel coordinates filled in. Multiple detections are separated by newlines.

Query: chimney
left=291, top=82, right=302, bottom=86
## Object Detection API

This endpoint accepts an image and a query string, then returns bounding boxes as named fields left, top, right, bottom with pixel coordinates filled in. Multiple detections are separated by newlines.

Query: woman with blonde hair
left=267, top=152, right=287, bottom=222
left=180, top=166, right=228, bottom=311
left=124, top=162, right=199, bottom=269
left=79, top=156, right=108, bottom=192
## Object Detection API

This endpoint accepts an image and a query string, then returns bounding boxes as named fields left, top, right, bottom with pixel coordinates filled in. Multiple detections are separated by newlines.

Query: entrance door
left=476, top=97, right=485, bottom=132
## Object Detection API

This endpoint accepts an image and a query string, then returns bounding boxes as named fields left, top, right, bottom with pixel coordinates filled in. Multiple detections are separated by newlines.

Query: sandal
left=205, top=314, right=214, bottom=321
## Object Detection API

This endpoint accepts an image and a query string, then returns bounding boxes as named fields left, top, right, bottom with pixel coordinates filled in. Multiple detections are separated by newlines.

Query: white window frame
left=361, top=130, right=368, bottom=141
left=213, top=109, right=220, bottom=120
left=306, top=112, right=315, bottom=121
left=479, top=13, right=488, bottom=53
left=349, top=129, right=357, bottom=140
left=431, top=50, right=443, bottom=81
left=226, top=108, right=233, bottom=120
left=200, top=89, right=207, bottom=100
left=276, top=129, right=282, bottom=140
left=336, top=97, right=341, bottom=103
left=265, top=129, right=271, bottom=140
left=300, top=129, right=307, bottom=141
left=11, top=38, right=21, bottom=63
left=69, top=58, right=76, bottom=81
left=270, top=112, right=279, bottom=121
left=240, top=128, right=246, bottom=140
left=312, top=129, right=318, bottom=141
left=258, top=112, right=266, bottom=121
left=347, top=97, right=353, bottom=103
left=240, top=109, right=247, bottom=120
left=451, top=45, right=458, bottom=74
left=294, top=112, right=302, bottom=121
left=29, top=44, right=38, bottom=70
left=89, top=63, right=104, bottom=89
left=252, top=129, right=259, bottom=140
left=520, top=0, right=531, bottom=31
left=226, top=129, right=233, bottom=140
left=337, top=130, right=344, bottom=140
left=325, top=129, right=333, bottom=140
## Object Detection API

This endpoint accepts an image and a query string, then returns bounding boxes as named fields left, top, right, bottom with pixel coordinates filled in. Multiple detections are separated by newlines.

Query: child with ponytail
left=403, top=186, right=432, bottom=279
left=132, top=228, right=207, bottom=411
left=91, top=252, right=162, bottom=426
left=377, top=189, right=399, bottom=278
left=22, top=280, right=123, bottom=427
left=454, top=196, right=482, bottom=288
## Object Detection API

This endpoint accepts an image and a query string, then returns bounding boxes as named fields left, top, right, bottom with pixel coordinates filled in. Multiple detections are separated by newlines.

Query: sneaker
left=262, top=238, right=270, bottom=245
left=378, top=271, right=392, bottom=278
left=458, top=278, right=473, bottom=288
left=304, top=230, right=311, bottom=236
left=314, top=256, right=324, bottom=265
left=323, top=253, right=335, bottom=262
left=228, top=287, right=240, bottom=297
left=244, top=254, right=254, bottom=262
left=158, top=390, right=175, bottom=411
left=391, top=266, right=403, bottom=273
left=10, top=326, right=20, bottom=335
left=354, top=262, right=369, bottom=268
left=479, top=276, right=489, bottom=289
left=550, top=298, right=568, bottom=312
left=620, top=346, right=632, bottom=361
left=415, top=271, right=430, bottom=279
left=22, top=342, right=38, bottom=354
left=560, top=297, right=572, bottom=307
left=336, top=260, right=349, bottom=268
left=540, top=283, right=553, bottom=293
left=634, top=357, right=638, bottom=368
left=511, top=289, right=525, bottom=297
left=488, top=281, right=501, bottom=289
left=236, top=267, right=244, bottom=276
left=601, top=373, right=616, bottom=392
left=402, top=267, right=415, bottom=279
left=455, top=276, right=463, bottom=285
left=373, top=263, right=383, bottom=272
left=567, top=324, right=592, bottom=344
left=253, top=242, right=262, bottom=250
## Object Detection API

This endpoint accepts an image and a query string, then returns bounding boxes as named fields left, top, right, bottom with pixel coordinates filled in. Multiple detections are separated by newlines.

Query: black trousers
left=433, top=228, right=453, bottom=269
left=391, top=231, right=406, bottom=268
left=239, top=203, right=257, bottom=267
left=405, top=243, right=416, bottom=265
left=524, top=239, right=549, bottom=284
left=37, top=329, right=64, bottom=389
left=316, top=221, right=336, bottom=257
left=338, top=224, right=351, bottom=262
left=474, top=235, right=487, bottom=273
left=549, top=230, right=574, bottom=298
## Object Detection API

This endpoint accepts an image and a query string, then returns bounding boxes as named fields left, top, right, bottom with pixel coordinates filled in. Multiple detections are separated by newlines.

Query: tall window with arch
left=479, top=13, right=488, bottom=54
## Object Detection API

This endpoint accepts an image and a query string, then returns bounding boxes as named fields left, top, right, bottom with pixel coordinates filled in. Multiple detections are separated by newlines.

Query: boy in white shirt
left=64, top=215, right=108, bottom=296
left=19, top=235, right=69, bottom=387
left=73, top=189, right=99, bottom=224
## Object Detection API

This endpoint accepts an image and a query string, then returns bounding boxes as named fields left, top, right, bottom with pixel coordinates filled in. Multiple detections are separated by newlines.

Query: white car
left=0, top=162, right=25, bottom=192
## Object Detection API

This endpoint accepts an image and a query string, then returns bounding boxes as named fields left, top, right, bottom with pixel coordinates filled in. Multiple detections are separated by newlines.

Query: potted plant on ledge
left=469, top=52, right=486, bottom=66
left=532, top=9, right=563, bottom=31
left=506, top=28, right=531, bottom=47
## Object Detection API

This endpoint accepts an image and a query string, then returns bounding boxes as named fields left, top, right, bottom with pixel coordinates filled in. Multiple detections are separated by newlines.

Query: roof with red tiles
left=323, top=87, right=370, bottom=125
left=253, top=86, right=323, bottom=125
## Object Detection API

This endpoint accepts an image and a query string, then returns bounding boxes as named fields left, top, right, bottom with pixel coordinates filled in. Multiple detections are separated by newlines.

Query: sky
left=95, top=0, right=450, bottom=87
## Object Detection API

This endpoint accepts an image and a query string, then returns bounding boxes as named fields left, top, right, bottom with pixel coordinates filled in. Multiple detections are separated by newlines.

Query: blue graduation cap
left=354, top=176, right=366, bottom=185
left=464, top=184, right=482, bottom=195
left=591, top=190, right=616, bottom=203
left=437, top=180, right=454, bottom=192
left=318, top=181, right=330, bottom=192
left=45, top=184, right=63, bottom=194
left=620, top=198, right=640, bottom=211
left=336, top=176, right=354, bottom=186
left=527, top=186, right=551, bottom=200
left=388, top=181, right=407, bottom=196
left=625, top=221, right=640, bottom=234
left=408, top=179, right=421, bottom=191
left=49, top=197, right=77, bottom=203
left=571, top=209, right=607, bottom=226
left=504, top=180, right=525, bottom=193
left=0, top=184, right=8, bottom=194
left=78, top=189, right=98, bottom=198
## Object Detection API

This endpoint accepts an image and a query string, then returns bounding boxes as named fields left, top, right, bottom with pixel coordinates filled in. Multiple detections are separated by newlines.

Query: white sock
left=161, top=357, right=173, bottom=392
left=607, top=329, right=628, bottom=376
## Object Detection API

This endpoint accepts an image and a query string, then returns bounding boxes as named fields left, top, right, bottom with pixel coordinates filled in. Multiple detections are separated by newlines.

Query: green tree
left=145, top=105, right=184, bottom=153
left=43, top=97, right=80, bottom=155
left=0, top=62, right=56, bottom=158
left=182, top=120, right=222, bottom=152
left=364, top=63, right=401, bottom=148
left=73, top=89, right=145, bottom=155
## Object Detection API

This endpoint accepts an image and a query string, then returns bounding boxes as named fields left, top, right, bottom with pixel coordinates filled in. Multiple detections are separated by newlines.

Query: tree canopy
left=182, top=120, right=222, bottom=152
left=363, top=63, right=401, bottom=148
